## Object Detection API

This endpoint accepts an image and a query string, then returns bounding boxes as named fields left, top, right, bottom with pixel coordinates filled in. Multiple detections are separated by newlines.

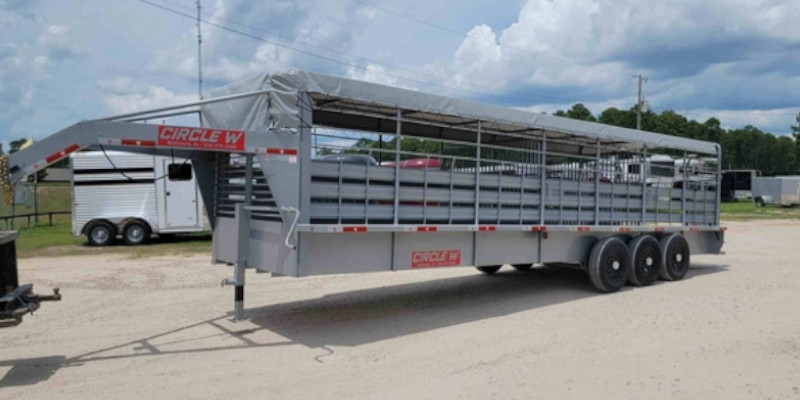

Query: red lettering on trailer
left=157, top=125, right=245, bottom=151
left=411, top=249, right=461, bottom=268
left=45, top=143, right=80, bottom=164
left=266, top=148, right=298, bottom=155
left=121, top=139, right=156, bottom=147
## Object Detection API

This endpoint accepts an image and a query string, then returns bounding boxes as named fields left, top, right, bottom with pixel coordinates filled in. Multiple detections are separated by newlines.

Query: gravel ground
left=2, top=220, right=799, bottom=399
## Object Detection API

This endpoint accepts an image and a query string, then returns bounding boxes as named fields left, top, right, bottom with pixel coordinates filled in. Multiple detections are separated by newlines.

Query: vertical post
left=594, top=139, right=601, bottom=225
left=716, top=146, right=723, bottom=226
left=232, top=203, right=249, bottom=321
left=641, top=146, right=647, bottom=224
left=196, top=0, right=203, bottom=100
left=682, top=151, right=688, bottom=226
left=393, top=109, right=402, bottom=225
left=540, top=133, right=546, bottom=225
left=474, top=121, right=482, bottom=225
left=378, top=134, right=383, bottom=165
left=244, top=155, right=253, bottom=207
left=636, top=74, right=644, bottom=130
left=34, top=172, right=39, bottom=224
left=423, top=155, right=429, bottom=224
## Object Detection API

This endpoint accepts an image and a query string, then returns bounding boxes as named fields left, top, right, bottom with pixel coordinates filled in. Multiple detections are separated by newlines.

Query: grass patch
left=2, top=182, right=211, bottom=258
left=720, top=201, right=800, bottom=221
left=13, top=221, right=211, bottom=259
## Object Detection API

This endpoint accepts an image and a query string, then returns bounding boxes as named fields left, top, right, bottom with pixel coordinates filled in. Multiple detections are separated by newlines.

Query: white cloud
left=346, top=63, right=398, bottom=87
left=37, top=23, right=85, bottom=61
left=99, top=76, right=195, bottom=114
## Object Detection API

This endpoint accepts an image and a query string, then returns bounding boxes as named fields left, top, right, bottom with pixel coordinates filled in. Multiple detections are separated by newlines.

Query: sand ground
left=1, top=220, right=799, bottom=399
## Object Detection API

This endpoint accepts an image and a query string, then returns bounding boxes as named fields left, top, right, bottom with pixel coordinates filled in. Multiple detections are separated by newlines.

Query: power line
left=139, top=0, right=545, bottom=105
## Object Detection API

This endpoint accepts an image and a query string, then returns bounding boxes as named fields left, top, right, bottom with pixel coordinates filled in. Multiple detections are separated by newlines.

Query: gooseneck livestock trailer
left=3, top=70, right=725, bottom=322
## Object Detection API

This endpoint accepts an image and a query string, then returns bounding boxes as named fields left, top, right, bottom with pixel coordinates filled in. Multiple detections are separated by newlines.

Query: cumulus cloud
left=98, top=76, right=196, bottom=114
left=346, top=63, right=398, bottom=87
left=148, top=0, right=373, bottom=87
left=438, top=0, right=800, bottom=132
left=37, top=24, right=85, bottom=62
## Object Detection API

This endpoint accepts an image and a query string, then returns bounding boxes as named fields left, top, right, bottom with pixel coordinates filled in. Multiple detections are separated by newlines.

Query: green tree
left=555, top=103, right=597, bottom=122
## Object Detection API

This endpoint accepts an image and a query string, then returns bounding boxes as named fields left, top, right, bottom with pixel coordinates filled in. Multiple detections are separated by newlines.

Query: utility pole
left=635, top=74, right=647, bottom=130
left=196, top=0, right=203, bottom=100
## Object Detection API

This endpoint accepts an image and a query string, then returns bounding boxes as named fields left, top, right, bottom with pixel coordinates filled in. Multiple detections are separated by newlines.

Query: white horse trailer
left=70, top=151, right=209, bottom=245
left=6, top=70, right=725, bottom=320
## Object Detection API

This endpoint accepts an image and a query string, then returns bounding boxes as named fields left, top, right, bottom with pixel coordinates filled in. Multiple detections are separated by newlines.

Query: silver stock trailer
left=7, top=70, right=725, bottom=320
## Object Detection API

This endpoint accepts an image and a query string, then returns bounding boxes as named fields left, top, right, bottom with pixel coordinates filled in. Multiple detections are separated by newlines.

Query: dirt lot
left=2, top=220, right=800, bottom=399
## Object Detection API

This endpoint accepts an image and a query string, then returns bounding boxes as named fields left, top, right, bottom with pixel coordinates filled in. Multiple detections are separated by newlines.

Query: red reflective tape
left=417, top=226, right=437, bottom=232
left=689, top=227, right=700, bottom=232
left=266, top=148, right=298, bottom=155
left=121, top=139, right=155, bottom=147
left=577, top=226, right=591, bottom=232
left=654, top=227, right=666, bottom=232
left=720, top=227, right=728, bottom=232
left=343, top=226, right=367, bottom=233
left=479, top=226, right=496, bottom=232
left=531, top=226, right=547, bottom=232
left=618, top=227, right=632, bottom=233
left=45, top=143, right=80, bottom=163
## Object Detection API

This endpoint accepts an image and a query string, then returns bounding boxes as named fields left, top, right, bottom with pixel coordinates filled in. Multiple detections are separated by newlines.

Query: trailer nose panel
left=211, top=133, right=302, bottom=276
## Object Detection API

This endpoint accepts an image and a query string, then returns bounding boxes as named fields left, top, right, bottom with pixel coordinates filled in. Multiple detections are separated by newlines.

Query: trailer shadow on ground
left=243, top=263, right=727, bottom=348
left=0, top=263, right=727, bottom=388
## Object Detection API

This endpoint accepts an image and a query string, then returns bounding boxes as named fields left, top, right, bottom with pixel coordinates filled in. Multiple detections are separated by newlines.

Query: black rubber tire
left=122, top=220, right=152, bottom=246
left=476, top=266, right=502, bottom=274
left=659, top=233, right=690, bottom=281
left=755, top=197, right=765, bottom=207
left=587, top=237, right=631, bottom=293
left=86, top=220, right=115, bottom=246
left=512, top=264, right=533, bottom=271
left=626, top=235, right=662, bottom=287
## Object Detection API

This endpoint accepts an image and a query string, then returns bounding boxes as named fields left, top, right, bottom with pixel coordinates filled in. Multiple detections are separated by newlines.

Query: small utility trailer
left=752, top=176, right=800, bottom=207
left=71, top=150, right=209, bottom=245
left=4, top=70, right=725, bottom=321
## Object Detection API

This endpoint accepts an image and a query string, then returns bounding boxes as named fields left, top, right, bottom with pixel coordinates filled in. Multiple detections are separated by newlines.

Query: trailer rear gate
left=7, top=70, right=725, bottom=320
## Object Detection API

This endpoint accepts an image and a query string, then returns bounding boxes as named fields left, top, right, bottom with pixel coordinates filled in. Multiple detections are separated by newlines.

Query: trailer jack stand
left=222, top=258, right=247, bottom=322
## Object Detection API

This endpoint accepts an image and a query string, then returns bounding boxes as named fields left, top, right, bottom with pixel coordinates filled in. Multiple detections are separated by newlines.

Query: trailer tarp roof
left=202, top=70, right=719, bottom=155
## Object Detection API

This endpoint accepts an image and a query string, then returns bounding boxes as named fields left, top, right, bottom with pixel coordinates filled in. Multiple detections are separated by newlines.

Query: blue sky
left=1, top=0, right=799, bottom=149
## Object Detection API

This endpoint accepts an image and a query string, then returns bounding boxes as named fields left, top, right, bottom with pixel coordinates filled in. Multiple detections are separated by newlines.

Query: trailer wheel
left=123, top=221, right=151, bottom=246
left=86, top=221, right=115, bottom=246
left=626, top=235, right=661, bottom=287
left=587, top=237, right=630, bottom=293
left=659, top=233, right=690, bottom=281
left=754, top=197, right=765, bottom=207
left=512, top=264, right=532, bottom=271
left=476, top=266, right=502, bottom=274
